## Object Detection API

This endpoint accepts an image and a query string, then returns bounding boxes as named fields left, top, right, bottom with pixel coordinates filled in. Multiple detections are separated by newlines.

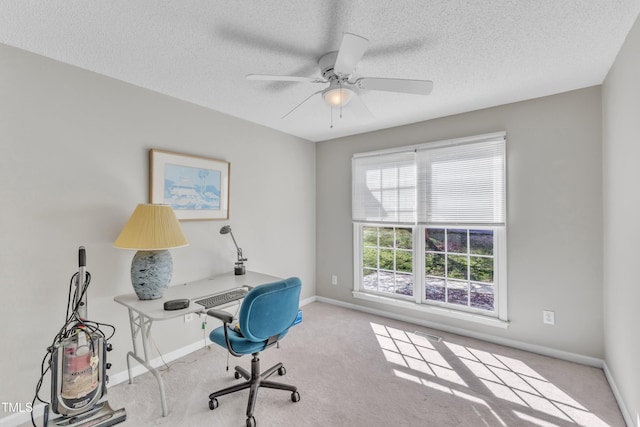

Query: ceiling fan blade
left=334, top=33, right=369, bottom=76
left=247, top=74, right=326, bottom=84
left=356, top=77, right=434, bottom=95
left=282, top=90, right=324, bottom=119
left=348, top=92, right=375, bottom=122
left=216, top=24, right=314, bottom=61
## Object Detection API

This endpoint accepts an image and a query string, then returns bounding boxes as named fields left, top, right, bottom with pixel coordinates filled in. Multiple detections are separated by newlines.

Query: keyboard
left=195, top=287, right=248, bottom=309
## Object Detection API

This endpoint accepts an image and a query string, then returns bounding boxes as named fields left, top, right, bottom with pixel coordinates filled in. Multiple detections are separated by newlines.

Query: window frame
left=351, top=132, right=508, bottom=327
left=418, top=224, right=507, bottom=319
left=353, top=223, right=507, bottom=325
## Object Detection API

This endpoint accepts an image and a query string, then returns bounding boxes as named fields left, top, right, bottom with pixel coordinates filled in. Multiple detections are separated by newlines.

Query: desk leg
left=125, top=308, right=169, bottom=417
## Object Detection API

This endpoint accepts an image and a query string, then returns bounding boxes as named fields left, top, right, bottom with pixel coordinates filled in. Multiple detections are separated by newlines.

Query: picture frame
left=150, top=149, right=230, bottom=221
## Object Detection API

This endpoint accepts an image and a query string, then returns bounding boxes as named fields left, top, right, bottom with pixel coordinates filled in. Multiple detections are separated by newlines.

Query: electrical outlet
left=543, top=310, right=555, bottom=325
left=184, top=313, right=195, bottom=323
left=331, top=275, right=338, bottom=285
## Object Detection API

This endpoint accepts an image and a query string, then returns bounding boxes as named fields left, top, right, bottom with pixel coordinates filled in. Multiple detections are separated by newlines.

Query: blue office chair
left=206, top=277, right=302, bottom=427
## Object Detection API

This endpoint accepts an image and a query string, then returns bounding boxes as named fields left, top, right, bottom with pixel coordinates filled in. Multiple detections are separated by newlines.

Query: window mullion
left=414, top=226, right=423, bottom=304
left=444, top=228, right=448, bottom=304
left=376, top=226, right=381, bottom=292
left=496, top=228, right=508, bottom=321
left=353, top=224, right=362, bottom=292
left=393, top=227, right=397, bottom=294
left=467, top=229, right=471, bottom=307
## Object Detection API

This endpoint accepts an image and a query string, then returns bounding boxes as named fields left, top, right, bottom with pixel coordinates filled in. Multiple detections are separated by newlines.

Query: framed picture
left=150, top=149, right=230, bottom=220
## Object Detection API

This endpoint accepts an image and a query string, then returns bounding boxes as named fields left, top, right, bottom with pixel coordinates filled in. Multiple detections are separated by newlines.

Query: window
left=425, top=227, right=496, bottom=311
left=362, top=226, right=413, bottom=297
left=352, top=133, right=507, bottom=322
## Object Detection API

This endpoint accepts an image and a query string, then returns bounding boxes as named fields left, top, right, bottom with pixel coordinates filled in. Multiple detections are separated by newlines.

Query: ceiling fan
left=246, top=33, right=434, bottom=121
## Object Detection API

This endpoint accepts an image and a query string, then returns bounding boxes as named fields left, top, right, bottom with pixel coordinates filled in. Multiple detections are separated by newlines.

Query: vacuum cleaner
left=33, top=247, right=126, bottom=427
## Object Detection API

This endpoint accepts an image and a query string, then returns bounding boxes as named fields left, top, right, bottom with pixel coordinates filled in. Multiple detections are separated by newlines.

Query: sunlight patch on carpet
left=370, top=322, right=609, bottom=427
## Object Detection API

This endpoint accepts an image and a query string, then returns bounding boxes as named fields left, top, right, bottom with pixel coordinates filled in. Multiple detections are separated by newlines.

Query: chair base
left=208, top=353, right=299, bottom=425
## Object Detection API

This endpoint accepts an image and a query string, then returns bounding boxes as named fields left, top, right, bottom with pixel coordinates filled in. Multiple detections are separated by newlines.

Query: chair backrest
left=238, top=277, right=301, bottom=343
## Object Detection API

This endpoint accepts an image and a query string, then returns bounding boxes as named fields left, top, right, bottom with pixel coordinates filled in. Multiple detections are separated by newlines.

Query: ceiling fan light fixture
left=323, top=87, right=354, bottom=107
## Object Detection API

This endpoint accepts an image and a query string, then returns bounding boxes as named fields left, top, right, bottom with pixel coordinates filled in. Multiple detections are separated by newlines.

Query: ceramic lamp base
left=131, top=250, right=173, bottom=300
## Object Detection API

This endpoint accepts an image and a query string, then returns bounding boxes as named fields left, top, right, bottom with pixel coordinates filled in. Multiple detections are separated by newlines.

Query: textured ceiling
left=1, top=1, right=639, bottom=142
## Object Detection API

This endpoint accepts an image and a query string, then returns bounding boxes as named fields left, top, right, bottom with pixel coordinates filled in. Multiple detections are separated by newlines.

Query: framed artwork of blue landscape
left=150, top=149, right=230, bottom=220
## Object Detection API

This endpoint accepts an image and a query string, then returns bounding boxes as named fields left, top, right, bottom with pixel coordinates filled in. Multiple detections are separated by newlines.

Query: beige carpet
left=99, top=302, right=622, bottom=426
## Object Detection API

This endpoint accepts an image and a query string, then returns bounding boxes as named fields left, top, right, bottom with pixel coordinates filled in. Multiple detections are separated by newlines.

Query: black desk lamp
left=220, top=225, right=247, bottom=275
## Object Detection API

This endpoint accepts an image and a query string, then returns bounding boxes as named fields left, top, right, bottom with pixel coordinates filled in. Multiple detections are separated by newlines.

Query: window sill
left=352, top=291, right=510, bottom=329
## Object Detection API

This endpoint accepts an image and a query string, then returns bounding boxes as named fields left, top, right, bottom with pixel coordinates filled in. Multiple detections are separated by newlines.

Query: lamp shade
left=114, top=204, right=188, bottom=300
left=114, top=204, right=188, bottom=250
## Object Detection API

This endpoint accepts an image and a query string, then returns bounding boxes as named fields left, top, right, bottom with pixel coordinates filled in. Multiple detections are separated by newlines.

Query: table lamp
left=114, top=204, right=189, bottom=300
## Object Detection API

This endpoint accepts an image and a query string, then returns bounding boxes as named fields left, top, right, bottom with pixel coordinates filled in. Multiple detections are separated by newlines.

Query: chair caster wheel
left=278, top=366, right=286, bottom=376
left=209, top=398, right=218, bottom=410
left=246, top=416, right=256, bottom=427
left=234, top=371, right=241, bottom=379
left=291, top=391, right=301, bottom=402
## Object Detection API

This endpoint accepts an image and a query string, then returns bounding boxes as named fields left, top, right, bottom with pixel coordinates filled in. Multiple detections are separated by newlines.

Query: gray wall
left=316, top=86, right=604, bottom=358
left=0, top=43, right=316, bottom=419
left=603, top=14, right=640, bottom=426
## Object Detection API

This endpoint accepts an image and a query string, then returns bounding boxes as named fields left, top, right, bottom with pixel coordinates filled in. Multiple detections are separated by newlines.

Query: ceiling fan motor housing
left=319, top=51, right=343, bottom=80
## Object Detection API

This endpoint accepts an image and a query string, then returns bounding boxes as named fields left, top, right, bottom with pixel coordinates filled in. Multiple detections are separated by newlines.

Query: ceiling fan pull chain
left=339, top=81, right=344, bottom=119
left=330, top=105, right=333, bottom=128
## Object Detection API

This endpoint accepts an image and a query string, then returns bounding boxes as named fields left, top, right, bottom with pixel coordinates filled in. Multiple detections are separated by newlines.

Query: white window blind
left=352, top=151, right=416, bottom=224
left=352, top=133, right=505, bottom=225
left=417, top=137, right=505, bottom=225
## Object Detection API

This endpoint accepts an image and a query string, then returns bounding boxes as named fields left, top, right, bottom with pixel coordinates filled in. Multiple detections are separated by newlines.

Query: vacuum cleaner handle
left=79, top=246, right=86, bottom=267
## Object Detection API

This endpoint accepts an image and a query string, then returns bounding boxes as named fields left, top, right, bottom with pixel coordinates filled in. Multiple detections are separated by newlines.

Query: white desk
left=114, top=271, right=282, bottom=416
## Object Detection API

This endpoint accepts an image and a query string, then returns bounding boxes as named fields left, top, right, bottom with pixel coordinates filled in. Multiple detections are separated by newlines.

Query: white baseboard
left=299, top=295, right=317, bottom=307
left=602, top=361, right=635, bottom=427
left=107, top=340, right=207, bottom=387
